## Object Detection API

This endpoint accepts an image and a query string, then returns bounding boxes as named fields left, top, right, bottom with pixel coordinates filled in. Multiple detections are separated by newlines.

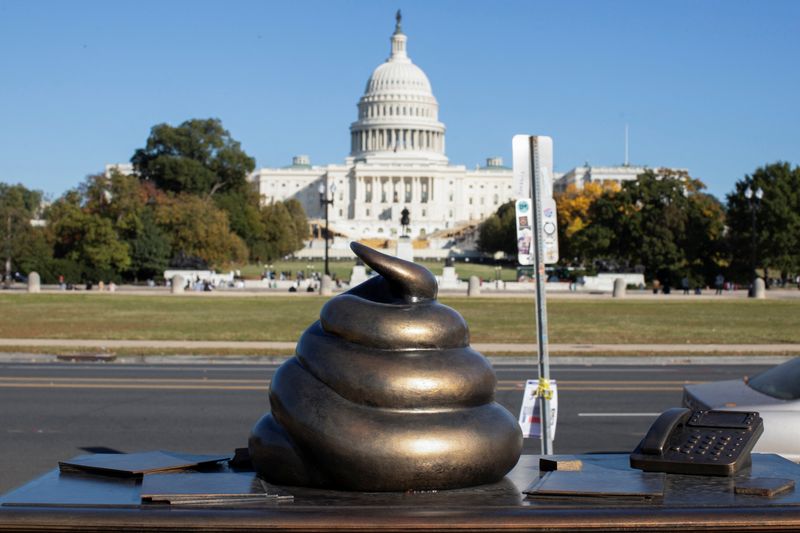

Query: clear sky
left=1, top=0, right=798, bottom=200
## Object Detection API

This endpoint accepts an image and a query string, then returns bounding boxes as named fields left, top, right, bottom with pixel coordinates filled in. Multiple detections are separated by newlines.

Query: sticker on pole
left=518, top=379, right=558, bottom=439
left=542, top=197, right=559, bottom=264
left=515, top=198, right=533, bottom=265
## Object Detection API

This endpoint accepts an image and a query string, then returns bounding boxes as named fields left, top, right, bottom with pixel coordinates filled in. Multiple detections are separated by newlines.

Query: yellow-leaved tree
left=554, top=182, right=619, bottom=265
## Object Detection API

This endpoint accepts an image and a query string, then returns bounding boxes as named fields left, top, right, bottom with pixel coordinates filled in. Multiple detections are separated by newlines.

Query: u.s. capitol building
left=250, top=14, right=518, bottom=256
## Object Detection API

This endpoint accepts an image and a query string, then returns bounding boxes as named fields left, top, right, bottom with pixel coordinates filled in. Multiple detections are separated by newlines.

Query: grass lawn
left=239, top=259, right=518, bottom=282
left=1, top=294, right=799, bottom=345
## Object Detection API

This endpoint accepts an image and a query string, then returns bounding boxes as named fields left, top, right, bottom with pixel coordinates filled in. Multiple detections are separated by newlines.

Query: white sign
left=518, top=379, right=558, bottom=439
left=515, top=198, right=533, bottom=266
left=513, top=135, right=554, bottom=199
left=512, top=135, right=532, bottom=198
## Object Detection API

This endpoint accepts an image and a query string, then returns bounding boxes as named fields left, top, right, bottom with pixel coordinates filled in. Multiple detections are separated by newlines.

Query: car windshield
left=747, top=357, right=800, bottom=400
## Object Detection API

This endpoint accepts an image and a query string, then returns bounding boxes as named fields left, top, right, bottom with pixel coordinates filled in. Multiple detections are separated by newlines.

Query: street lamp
left=745, top=185, right=764, bottom=297
left=318, top=181, right=337, bottom=277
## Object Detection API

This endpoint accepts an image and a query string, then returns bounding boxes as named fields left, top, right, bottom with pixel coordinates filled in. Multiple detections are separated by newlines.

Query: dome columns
left=351, top=127, right=444, bottom=155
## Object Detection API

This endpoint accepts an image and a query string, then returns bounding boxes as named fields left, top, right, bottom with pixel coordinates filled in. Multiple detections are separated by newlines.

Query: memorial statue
left=400, top=207, right=410, bottom=236
left=249, top=242, right=522, bottom=491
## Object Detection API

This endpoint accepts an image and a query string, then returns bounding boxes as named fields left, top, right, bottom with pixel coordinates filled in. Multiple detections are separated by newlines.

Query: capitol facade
left=250, top=14, right=517, bottom=256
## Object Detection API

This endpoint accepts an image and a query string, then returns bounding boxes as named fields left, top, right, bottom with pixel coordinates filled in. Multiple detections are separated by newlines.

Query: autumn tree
left=257, top=201, right=300, bottom=261
left=284, top=198, right=310, bottom=250
left=555, top=182, right=619, bottom=265
left=577, top=170, right=726, bottom=285
left=154, top=194, right=247, bottom=267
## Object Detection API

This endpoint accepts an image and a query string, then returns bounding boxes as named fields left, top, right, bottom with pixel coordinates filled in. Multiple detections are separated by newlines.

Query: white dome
left=349, top=12, right=447, bottom=163
left=365, top=60, right=433, bottom=97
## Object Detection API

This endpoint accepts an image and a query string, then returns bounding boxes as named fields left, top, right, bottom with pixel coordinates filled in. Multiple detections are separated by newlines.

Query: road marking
left=0, top=378, right=689, bottom=392
left=0, top=383, right=266, bottom=390
left=0, top=376, right=268, bottom=383
left=0, top=383, right=684, bottom=392
left=578, top=412, right=661, bottom=417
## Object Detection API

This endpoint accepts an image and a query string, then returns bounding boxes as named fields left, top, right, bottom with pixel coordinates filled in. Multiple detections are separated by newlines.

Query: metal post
left=324, top=194, right=330, bottom=277
left=751, top=197, right=756, bottom=293
left=529, top=136, right=553, bottom=455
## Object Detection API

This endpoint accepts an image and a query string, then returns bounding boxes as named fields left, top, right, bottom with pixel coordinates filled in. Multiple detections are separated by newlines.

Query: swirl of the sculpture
left=249, top=242, right=522, bottom=491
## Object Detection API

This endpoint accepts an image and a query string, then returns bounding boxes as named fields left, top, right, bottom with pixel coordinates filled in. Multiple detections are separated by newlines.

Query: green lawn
left=1, top=294, right=798, bottom=345
left=239, top=259, right=517, bottom=282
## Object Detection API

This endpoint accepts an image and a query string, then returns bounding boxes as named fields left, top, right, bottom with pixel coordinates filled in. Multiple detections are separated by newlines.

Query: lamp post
left=745, top=185, right=763, bottom=297
left=318, top=181, right=337, bottom=277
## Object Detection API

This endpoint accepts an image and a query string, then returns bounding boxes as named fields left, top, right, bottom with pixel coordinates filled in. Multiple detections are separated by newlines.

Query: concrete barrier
left=752, top=277, right=766, bottom=299
left=319, top=275, right=333, bottom=296
left=171, top=275, right=185, bottom=294
left=613, top=278, right=626, bottom=298
left=467, top=276, right=481, bottom=297
left=27, top=272, right=40, bottom=293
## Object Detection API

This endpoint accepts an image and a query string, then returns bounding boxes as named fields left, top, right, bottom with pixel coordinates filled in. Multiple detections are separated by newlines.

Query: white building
left=250, top=13, right=517, bottom=254
left=553, top=165, right=688, bottom=193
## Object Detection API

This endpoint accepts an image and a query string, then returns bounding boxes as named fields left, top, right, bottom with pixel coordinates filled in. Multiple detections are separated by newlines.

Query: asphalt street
left=0, top=359, right=775, bottom=494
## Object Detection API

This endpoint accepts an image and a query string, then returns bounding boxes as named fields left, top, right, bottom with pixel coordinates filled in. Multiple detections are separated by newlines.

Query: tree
left=128, top=209, right=171, bottom=280
left=725, top=162, right=800, bottom=283
left=154, top=194, right=248, bottom=267
left=82, top=170, right=149, bottom=240
left=131, top=118, right=255, bottom=197
left=48, top=190, right=131, bottom=281
left=476, top=201, right=516, bottom=256
left=214, top=186, right=266, bottom=259
left=258, top=201, right=299, bottom=261
left=555, top=182, right=619, bottom=266
left=0, top=183, right=44, bottom=283
left=577, top=170, right=726, bottom=285
left=283, top=198, right=309, bottom=251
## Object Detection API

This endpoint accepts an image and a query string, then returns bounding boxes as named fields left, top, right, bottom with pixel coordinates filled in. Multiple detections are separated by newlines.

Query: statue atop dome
left=394, top=9, right=402, bottom=34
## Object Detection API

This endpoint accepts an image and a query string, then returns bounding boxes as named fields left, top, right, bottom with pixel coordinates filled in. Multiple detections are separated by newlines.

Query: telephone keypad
left=631, top=409, right=764, bottom=476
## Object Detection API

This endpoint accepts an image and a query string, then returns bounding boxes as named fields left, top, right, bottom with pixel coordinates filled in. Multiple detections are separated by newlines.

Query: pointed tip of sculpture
left=350, top=241, right=437, bottom=303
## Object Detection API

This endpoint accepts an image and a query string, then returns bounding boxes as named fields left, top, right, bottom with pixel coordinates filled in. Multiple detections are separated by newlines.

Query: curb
left=0, top=352, right=792, bottom=367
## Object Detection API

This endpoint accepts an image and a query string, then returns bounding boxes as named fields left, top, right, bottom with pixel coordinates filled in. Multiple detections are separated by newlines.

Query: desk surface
left=2, top=453, right=800, bottom=531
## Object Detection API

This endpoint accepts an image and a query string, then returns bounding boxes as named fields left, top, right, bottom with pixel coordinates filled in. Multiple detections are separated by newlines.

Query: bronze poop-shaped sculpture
left=249, top=242, right=522, bottom=491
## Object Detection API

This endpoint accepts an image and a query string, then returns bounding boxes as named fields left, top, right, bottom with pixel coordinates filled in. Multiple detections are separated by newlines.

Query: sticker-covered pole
left=529, top=136, right=553, bottom=455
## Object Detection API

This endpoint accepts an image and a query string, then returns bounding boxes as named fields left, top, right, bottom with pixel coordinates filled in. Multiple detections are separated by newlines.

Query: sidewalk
left=0, top=338, right=798, bottom=356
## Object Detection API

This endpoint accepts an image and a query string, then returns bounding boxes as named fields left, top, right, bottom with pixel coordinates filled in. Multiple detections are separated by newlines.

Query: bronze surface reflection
left=249, top=242, right=522, bottom=491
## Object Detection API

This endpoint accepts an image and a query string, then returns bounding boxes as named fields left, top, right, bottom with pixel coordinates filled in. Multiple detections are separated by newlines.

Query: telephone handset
left=630, top=408, right=763, bottom=476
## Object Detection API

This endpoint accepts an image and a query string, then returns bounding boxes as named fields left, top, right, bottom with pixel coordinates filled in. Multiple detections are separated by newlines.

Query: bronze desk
left=2, top=453, right=800, bottom=532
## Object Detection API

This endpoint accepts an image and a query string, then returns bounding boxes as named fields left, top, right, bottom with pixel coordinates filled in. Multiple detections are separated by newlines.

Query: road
left=0, top=359, right=774, bottom=494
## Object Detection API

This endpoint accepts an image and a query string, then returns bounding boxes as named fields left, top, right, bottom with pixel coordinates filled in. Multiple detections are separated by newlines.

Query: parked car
left=683, top=358, right=800, bottom=462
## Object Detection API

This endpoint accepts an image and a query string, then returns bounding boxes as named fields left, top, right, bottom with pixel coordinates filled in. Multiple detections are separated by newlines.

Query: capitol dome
left=350, top=11, right=447, bottom=163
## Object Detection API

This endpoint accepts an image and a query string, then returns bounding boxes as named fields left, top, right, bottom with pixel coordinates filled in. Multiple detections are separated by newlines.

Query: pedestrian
left=715, top=274, right=724, bottom=295
left=681, top=276, right=690, bottom=295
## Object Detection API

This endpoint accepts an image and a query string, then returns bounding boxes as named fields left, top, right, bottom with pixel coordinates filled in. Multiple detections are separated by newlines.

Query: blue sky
left=1, top=0, right=798, bottom=200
